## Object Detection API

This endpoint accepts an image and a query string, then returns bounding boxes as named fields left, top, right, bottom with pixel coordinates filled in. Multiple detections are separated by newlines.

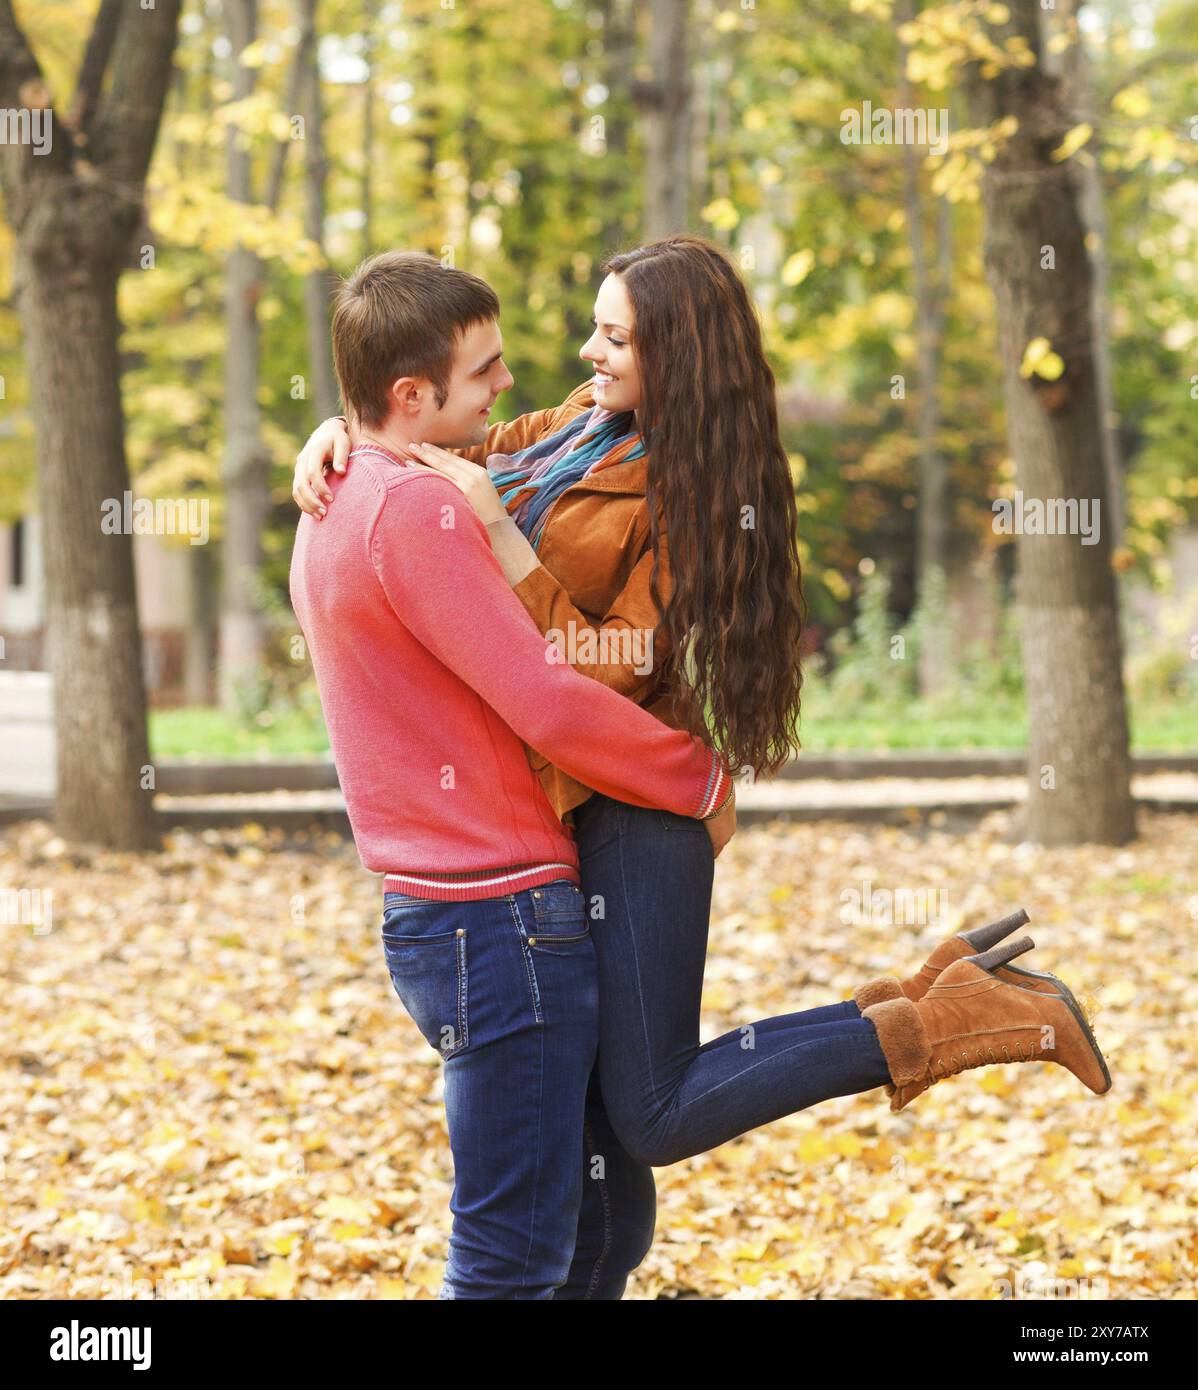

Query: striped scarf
left=487, top=404, right=646, bottom=550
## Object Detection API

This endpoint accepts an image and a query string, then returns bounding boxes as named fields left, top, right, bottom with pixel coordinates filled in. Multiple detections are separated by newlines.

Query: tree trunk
left=219, top=0, right=270, bottom=713
left=0, top=0, right=181, bottom=849
left=1050, top=0, right=1125, bottom=549
left=597, top=0, right=635, bottom=259
left=689, top=0, right=711, bottom=229
left=412, top=4, right=440, bottom=251
left=962, top=0, right=1135, bottom=845
left=184, top=544, right=216, bottom=705
left=637, top=0, right=691, bottom=238
left=899, top=0, right=952, bottom=696
left=299, top=0, right=338, bottom=422
left=460, top=9, right=483, bottom=263
left=360, top=0, right=376, bottom=263
left=16, top=254, right=158, bottom=847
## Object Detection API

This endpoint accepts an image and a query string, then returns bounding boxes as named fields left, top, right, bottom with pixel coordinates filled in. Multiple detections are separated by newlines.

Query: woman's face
left=580, top=272, right=641, bottom=416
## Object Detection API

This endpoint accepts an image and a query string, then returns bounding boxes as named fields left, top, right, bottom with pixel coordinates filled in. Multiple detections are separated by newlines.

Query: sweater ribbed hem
left=698, top=757, right=733, bottom=818
left=382, top=861, right=580, bottom=902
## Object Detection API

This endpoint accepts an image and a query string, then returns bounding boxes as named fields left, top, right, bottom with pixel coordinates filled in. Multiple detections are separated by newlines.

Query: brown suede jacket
left=456, top=380, right=693, bottom=823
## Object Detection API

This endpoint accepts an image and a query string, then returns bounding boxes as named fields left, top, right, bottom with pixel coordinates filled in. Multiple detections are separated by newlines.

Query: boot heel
left=965, top=934, right=1035, bottom=974
left=958, top=908, right=1030, bottom=953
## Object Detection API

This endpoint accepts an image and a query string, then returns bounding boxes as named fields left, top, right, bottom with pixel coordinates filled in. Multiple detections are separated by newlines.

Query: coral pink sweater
left=289, top=447, right=730, bottom=901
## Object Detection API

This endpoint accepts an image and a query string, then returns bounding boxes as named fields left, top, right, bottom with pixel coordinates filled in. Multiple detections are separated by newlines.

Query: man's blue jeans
left=382, top=880, right=600, bottom=1299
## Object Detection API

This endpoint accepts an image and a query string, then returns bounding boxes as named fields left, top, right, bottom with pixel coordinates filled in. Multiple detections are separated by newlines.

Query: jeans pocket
left=382, top=904, right=469, bottom=1058
left=515, top=882, right=597, bottom=1026
left=654, top=808, right=709, bottom=835
left=528, top=880, right=590, bottom=950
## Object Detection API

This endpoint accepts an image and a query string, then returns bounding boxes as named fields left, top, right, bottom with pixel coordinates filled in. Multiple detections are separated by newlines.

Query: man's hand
left=705, top=787, right=737, bottom=858
left=293, top=417, right=352, bottom=517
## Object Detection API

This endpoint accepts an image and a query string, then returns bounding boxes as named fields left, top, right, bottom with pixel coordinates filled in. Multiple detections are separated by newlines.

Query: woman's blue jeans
left=555, top=793, right=894, bottom=1298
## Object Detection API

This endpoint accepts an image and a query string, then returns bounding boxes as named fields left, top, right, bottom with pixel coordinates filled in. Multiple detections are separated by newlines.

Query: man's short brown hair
left=331, top=251, right=500, bottom=427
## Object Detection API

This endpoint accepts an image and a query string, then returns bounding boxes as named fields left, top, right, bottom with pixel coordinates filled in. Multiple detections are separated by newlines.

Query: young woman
left=292, top=234, right=1110, bottom=1298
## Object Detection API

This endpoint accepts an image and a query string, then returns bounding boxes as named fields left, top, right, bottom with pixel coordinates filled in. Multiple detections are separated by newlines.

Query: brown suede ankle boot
left=853, top=907, right=1060, bottom=1008
left=861, top=936, right=1112, bottom=1112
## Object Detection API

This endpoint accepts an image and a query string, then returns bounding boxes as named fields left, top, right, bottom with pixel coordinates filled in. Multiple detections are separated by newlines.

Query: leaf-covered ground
left=1, top=810, right=1194, bottom=1300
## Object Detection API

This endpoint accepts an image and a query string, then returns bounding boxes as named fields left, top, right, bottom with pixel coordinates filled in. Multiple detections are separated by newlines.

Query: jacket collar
left=556, top=405, right=649, bottom=498
left=566, top=452, right=649, bottom=498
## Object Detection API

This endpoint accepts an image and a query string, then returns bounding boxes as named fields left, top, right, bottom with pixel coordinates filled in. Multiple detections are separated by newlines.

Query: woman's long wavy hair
left=604, top=234, right=805, bottom=779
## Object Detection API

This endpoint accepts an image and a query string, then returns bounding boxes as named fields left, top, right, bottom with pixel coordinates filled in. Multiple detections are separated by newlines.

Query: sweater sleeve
left=370, top=476, right=730, bottom=819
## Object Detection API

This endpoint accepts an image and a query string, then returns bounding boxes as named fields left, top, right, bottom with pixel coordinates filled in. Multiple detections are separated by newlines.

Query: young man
left=289, top=251, right=733, bottom=1299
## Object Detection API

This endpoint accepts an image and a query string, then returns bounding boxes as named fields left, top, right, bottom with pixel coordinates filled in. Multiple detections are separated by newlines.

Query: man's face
left=421, top=318, right=515, bottom=448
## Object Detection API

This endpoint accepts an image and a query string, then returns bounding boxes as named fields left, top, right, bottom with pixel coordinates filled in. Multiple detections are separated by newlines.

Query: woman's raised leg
left=571, top=793, right=893, bottom=1169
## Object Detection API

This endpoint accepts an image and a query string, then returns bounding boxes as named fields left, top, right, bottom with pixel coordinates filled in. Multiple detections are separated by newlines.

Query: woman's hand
left=705, top=785, right=737, bottom=859
left=404, top=441, right=510, bottom=524
left=293, top=417, right=352, bottom=517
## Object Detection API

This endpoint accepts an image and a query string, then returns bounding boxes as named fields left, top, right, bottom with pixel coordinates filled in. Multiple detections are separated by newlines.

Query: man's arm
left=369, top=474, right=730, bottom=820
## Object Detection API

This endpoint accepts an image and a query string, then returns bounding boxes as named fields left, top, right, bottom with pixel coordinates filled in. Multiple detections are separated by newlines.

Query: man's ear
left=388, top=376, right=426, bottom=416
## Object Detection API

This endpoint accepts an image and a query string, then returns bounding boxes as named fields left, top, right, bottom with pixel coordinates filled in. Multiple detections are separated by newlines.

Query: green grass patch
left=149, top=705, right=332, bottom=759
left=799, top=694, right=1194, bottom=753
left=149, top=691, right=1194, bottom=760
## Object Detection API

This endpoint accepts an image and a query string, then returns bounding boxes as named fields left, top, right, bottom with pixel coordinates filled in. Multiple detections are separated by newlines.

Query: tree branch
left=263, top=25, right=312, bottom=214
left=68, top=0, right=123, bottom=140
left=89, top=0, right=183, bottom=189
left=0, top=0, right=40, bottom=103
left=0, top=0, right=75, bottom=209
